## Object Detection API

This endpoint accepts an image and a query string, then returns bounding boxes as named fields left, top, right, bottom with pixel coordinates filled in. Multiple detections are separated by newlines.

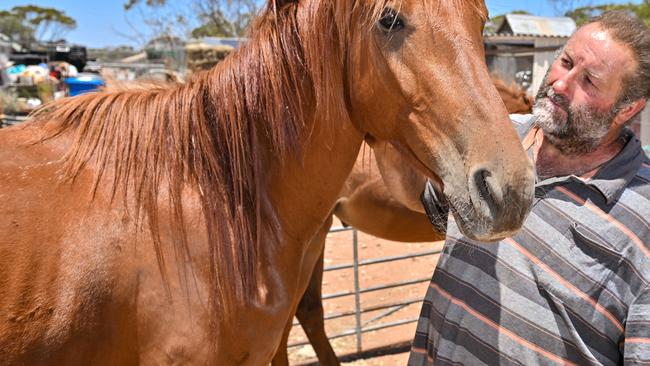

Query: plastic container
left=64, top=74, right=104, bottom=96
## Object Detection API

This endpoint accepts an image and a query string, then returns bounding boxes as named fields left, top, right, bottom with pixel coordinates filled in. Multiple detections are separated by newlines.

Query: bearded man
left=409, top=10, right=650, bottom=366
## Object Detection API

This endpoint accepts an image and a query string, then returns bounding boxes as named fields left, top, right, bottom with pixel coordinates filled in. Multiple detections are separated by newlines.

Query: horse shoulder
left=0, top=125, right=143, bottom=364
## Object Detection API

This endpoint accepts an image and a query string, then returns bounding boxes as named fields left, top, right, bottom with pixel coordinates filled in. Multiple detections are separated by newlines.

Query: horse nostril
left=472, top=168, right=504, bottom=216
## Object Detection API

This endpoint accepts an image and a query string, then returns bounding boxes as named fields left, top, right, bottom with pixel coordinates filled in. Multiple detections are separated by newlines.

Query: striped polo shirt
left=409, top=115, right=650, bottom=366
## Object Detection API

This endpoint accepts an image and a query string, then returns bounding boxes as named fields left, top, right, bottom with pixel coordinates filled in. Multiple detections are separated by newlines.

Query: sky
left=0, top=0, right=644, bottom=48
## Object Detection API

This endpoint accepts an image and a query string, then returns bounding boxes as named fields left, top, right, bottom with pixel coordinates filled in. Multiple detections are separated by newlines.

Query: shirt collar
left=512, top=114, right=646, bottom=204
left=535, top=128, right=646, bottom=204
left=586, top=129, right=646, bottom=204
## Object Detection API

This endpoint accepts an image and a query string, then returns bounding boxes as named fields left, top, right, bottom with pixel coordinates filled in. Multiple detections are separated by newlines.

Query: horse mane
left=30, top=0, right=388, bottom=321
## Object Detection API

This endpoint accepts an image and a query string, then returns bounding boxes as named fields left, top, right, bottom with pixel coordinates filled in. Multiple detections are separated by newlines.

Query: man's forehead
left=565, top=23, right=635, bottom=77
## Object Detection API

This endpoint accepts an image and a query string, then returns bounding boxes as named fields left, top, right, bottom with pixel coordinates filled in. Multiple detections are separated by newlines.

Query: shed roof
left=197, top=37, right=245, bottom=49
left=497, top=14, right=576, bottom=38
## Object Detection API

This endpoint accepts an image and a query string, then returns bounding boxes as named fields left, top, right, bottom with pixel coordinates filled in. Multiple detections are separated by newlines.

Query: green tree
left=565, top=2, right=650, bottom=26
left=192, top=0, right=259, bottom=37
left=123, top=0, right=166, bottom=10
left=485, top=10, right=531, bottom=34
left=0, top=10, right=33, bottom=45
left=0, top=5, right=76, bottom=46
left=124, top=0, right=261, bottom=38
left=191, top=10, right=232, bottom=38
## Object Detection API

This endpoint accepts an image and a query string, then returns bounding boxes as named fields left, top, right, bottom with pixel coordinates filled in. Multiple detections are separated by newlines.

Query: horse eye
left=378, top=8, right=405, bottom=32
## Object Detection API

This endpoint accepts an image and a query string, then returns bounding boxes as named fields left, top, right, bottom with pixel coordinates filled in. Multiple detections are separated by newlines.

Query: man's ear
left=614, top=98, right=647, bottom=128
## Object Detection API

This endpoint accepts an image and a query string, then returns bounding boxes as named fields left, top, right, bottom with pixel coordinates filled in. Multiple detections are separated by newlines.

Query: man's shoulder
left=510, top=114, right=536, bottom=140
left=618, top=151, right=650, bottom=207
left=628, top=138, right=650, bottom=182
left=636, top=155, right=650, bottom=182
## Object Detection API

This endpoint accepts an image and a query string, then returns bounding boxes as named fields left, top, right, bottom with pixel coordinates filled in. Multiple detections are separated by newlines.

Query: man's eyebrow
left=559, top=49, right=575, bottom=64
left=563, top=49, right=572, bottom=59
left=586, top=69, right=604, bottom=82
left=564, top=49, right=604, bottom=83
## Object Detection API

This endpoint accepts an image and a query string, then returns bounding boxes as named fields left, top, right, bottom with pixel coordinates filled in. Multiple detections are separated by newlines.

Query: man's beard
left=533, top=82, right=619, bottom=156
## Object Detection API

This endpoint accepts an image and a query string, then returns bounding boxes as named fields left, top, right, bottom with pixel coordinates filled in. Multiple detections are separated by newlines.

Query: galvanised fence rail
left=288, top=226, right=442, bottom=355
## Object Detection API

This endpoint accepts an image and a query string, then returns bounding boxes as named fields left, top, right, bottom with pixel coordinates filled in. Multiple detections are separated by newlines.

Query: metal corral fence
left=288, top=226, right=442, bottom=359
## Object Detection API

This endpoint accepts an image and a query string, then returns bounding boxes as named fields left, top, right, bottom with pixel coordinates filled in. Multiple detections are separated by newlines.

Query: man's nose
left=552, top=72, right=572, bottom=97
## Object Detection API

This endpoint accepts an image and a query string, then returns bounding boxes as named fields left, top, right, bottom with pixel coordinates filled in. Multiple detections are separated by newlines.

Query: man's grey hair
left=585, top=11, right=650, bottom=105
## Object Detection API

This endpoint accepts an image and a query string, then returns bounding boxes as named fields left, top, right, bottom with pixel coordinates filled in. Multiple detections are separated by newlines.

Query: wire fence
left=287, top=226, right=441, bottom=356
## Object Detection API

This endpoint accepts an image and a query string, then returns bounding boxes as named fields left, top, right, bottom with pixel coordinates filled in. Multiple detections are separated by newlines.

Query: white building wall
left=640, top=107, right=650, bottom=146
left=531, top=38, right=566, bottom=96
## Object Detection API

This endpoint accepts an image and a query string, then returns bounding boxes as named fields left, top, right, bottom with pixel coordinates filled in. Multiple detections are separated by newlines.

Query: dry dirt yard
left=287, top=218, right=443, bottom=365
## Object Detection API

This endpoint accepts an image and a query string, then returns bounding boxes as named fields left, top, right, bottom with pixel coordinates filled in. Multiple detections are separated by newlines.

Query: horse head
left=343, top=1, right=535, bottom=241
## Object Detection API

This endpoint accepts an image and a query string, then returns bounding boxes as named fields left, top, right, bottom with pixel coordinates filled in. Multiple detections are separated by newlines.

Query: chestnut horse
left=492, top=76, right=534, bottom=115
left=0, top=1, right=533, bottom=365
left=273, top=78, right=533, bottom=365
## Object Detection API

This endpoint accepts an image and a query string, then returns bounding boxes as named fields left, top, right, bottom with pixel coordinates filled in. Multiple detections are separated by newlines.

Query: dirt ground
left=287, top=218, right=443, bottom=365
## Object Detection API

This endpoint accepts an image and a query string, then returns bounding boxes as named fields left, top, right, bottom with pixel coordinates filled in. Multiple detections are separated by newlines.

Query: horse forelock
left=31, top=0, right=395, bottom=325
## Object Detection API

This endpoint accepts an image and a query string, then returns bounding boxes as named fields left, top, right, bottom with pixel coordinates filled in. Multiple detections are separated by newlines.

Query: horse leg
left=271, top=256, right=339, bottom=366
left=271, top=316, right=294, bottom=366
left=295, top=245, right=340, bottom=365
left=272, top=215, right=335, bottom=366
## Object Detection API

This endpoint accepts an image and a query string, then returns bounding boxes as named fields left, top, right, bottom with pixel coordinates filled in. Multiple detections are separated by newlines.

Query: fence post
left=352, top=229, right=363, bottom=353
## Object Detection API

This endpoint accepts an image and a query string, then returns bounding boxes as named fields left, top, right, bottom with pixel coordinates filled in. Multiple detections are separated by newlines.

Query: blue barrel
left=64, top=74, right=105, bottom=96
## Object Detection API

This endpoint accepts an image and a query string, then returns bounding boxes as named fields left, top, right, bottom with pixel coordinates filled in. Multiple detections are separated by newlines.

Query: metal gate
left=288, top=225, right=442, bottom=359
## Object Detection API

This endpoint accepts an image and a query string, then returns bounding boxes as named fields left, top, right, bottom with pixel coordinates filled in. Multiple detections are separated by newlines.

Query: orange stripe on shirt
left=411, top=346, right=426, bottom=354
left=555, top=186, right=650, bottom=258
left=627, top=338, right=650, bottom=344
left=410, top=346, right=434, bottom=363
left=430, top=283, right=578, bottom=366
left=504, top=237, right=624, bottom=333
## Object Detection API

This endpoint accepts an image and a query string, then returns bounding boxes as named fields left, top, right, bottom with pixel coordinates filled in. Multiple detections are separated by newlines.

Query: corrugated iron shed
left=198, top=37, right=245, bottom=49
left=496, top=14, right=576, bottom=38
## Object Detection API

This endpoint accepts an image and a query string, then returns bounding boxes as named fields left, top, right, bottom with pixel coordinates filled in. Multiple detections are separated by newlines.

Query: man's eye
left=561, top=58, right=572, bottom=68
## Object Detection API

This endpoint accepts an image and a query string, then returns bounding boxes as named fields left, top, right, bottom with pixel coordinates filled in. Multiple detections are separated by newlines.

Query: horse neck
left=200, top=16, right=363, bottom=247
left=223, top=53, right=364, bottom=306
left=196, top=35, right=363, bottom=288
left=264, top=109, right=364, bottom=247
